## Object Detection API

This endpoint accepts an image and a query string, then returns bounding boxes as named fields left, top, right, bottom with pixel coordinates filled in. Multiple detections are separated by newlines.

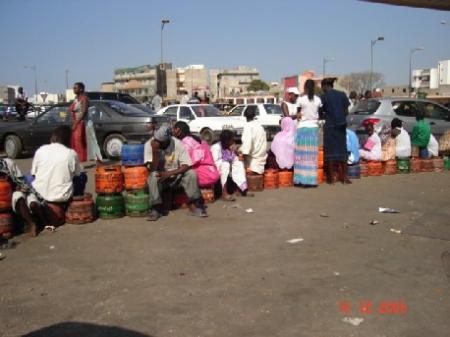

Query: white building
left=438, top=60, right=450, bottom=86
left=210, top=66, right=260, bottom=100
left=412, top=68, right=439, bottom=90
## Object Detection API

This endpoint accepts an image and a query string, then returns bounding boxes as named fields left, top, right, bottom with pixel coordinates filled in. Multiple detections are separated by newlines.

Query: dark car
left=85, top=92, right=140, bottom=104
left=0, top=100, right=173, bottom=159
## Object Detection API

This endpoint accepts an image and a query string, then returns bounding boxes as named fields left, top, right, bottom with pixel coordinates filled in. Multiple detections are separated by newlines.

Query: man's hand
left=156, top=171, right=172, bottom=182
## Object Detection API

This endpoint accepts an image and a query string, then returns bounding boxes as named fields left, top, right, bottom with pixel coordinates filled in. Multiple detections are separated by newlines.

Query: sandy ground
left=0, top=158, right=449, bottom=337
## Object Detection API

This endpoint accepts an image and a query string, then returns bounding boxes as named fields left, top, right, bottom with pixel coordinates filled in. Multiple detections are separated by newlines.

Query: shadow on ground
left=22, top=322, right=153, bottom=337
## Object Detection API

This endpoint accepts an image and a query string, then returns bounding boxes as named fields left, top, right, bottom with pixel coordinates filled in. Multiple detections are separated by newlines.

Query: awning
left=361, top=0, right=450, bottom=11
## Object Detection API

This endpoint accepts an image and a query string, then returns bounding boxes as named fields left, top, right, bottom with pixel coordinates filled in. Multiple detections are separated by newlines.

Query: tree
left=247, top=79, right=270, bottom=92
left=338, top=71, right=385, bottom=94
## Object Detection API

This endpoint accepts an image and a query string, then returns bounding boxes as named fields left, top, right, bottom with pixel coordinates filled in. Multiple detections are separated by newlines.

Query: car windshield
left=104, top=101, right=148, bottom=115
left=351, top=99, right=381, bottom=115
left=264, top=104, right=282, bottom=115
left=192, top=105, right=221, bottom=117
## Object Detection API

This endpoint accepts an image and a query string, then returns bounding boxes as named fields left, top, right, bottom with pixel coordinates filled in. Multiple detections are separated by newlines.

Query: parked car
left=85, top=92, right=140, bottom=104
left=156, top=104, right=245, bottom=144
left=347, top=98, right=450, bottom=141
left=228, top=103, right=283, bottom=140
left=0, top=100, right=172, bottom=159
left=213, top=103, right=236, bottom=114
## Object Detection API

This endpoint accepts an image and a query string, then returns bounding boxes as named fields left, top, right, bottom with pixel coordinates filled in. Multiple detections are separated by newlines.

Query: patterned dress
left=69, top=96, right=88, bottom=162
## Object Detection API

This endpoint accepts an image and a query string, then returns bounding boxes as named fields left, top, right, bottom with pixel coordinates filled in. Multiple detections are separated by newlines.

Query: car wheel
left=4, top=135, right=23, bottom=159
left=103, top=133, right=126, bottom=159
left=200, top=128, right=214, bottom=145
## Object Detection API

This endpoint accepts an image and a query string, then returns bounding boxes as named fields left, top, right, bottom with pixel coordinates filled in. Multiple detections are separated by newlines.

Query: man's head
left=73, top=82, right=85, bottom=95
left=220, top=129, right=235, bottom=149
left=287, top=87, right=299, bottom=103
left=172, top=121, right=190, bottom=140
left=244, top=105, right=257, bottom=121
left=50, top=126, right=71, bottom=147
left=364, top=90, right=372, bottom=99
left=349, top=91, right=357, bottom=100
left=365, top=122, right=375, bottom=136
left=154, top=125, right=172, bottom=149
left=321, top=77, right=336, bottom=92
left=415, top=109, right=425, bottom=121
left=18, top=87, right=23, bottom=94
left=391, top=117, right=403, bottom=137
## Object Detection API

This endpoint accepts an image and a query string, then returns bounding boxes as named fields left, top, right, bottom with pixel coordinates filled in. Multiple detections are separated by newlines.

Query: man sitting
left=411, top=110, right=431, bottom=158
left=359, top=122, right=382, bottom=161
left=240, top=106, right=267, bottom=174
left=147, top=126, right=207, bottom=221
left=13, top=126, right=82, bottom=236
left=391, top=118, right=411, bottom=158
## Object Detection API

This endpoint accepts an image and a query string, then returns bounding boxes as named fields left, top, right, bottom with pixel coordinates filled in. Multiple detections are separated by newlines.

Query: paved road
left=1, top=158, right=449, bottom=337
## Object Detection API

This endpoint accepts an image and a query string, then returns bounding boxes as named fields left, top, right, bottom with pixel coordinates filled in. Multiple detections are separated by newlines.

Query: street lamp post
left=160, top=19, right=170, bottom=69
left=370, top=36, right=384, bottom=91
left=409, top=47, right=424, bottom=97
left=322, top=57, right=335, bottom=77
left=24, top=65, right=38, bottom=98
left=65, top=69, right=69, bottom=89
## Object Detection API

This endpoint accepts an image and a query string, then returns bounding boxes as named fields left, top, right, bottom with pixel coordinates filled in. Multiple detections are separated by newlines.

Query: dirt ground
left=1, top=158, right=449, bottom=337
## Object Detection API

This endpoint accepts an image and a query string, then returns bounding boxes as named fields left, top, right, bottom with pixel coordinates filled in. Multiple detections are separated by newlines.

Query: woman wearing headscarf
left=270, top=117, right=296, bottom=170
left=294, top=80, right=322, bottom=186
left=377, top=122, right=396, bottom=162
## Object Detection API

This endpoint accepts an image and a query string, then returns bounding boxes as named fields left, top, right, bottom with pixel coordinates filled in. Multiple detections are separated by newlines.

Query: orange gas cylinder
left=44, top=203, right=66, bottom=227
left=123, top=166, right=148, bottom=190
left=360, top=161, right=369, bottom=177
left=318, top=147, right=324, bottom=169
left=0, top=212, right=13, bottom=239
left=368, top=161, right=383, bottom=176
left=420, top=158, right=434, bottom=172
left=247, top=174, right=264, bottom=191
left=410, top=158, right=422, bottom=173
left=317, top=168, right=324, bottom=184
left=65, top=193, right=96, bottom=224
left=173, top=190, right=188, bottom=209
left=0, top=177, right=12, bottom=211
left=201, top=187, right=215, bottom=203
left=278, top=170, right=293, bottom=187
left=264, top=169, right=279, bottom=189
left=383, top=160, right=397, bottom=175
left=432, top=157, right=444, bottom=172
left=95, top=165, right=124, bottom=194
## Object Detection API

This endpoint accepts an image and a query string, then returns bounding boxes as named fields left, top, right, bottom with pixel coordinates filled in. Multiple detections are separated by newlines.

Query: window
left=245, top=105, right=259, bottom=116
left=392, top=101, right=420, bottom=117
left=420, top=102, right=449, bottom=120
left=164, top=106, right=178, bottom=117
left=264, top=104, right=282, bottom=115
left=192, top=105, right=220, bottom=117
left=103, top=101, right=145, bottom=115
left=37, top=106, right=71, bottom=124
left=229, top=105, right=245, bottom=116
left=247, top=98, right=255, bottom=104
left=180, top=106, right=195, bottom=120
left=350, top=100, right=381, bottom=115
left=88, top=106, right=106, bottom=122
left=256, top=98, right=265, bottom=103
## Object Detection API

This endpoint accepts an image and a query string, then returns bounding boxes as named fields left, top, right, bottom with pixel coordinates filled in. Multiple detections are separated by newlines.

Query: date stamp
left=339, top=300, right=408, bottom=315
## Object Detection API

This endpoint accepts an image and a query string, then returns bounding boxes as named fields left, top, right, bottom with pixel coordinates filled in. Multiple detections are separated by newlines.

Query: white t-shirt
left=240, top=120, right=267, bottom=174
left=283, top=101, right=298, bottom=116
left=297, top=95, right=322, bottom=127
left=31, top=143, right=82, bottom=202
left=395, top=128, right=411, bottom=158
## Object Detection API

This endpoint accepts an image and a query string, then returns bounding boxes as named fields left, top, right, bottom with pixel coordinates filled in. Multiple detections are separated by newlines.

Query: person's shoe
left=189, top=208, right=208, bottom=218
left=146, top=209, right=161, bottom=221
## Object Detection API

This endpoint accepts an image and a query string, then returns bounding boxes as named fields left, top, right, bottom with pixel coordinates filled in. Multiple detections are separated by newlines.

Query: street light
left=370, top=36, right=384, bottom=91
left=65, top=69, right=69, bottom=89
left=160, top=19, right=170, bottom=69
left=322, top=57, right=335, bottom=77
left=409, top=47, right=424, bottom=97
left=24, top=65, right=38, bottom=98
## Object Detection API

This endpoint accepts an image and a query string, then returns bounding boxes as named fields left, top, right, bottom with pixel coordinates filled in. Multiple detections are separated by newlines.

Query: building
left=210, top=66, right=260, bottom=100
left=0, top=85, right=16, bottom=104
left=113, top=64, right=172, bottom=102
left=166, top=65, right=208, bottom=101
left=100, top=82, right=115, bottom=92
left=412, top=68, right=439, bottom=90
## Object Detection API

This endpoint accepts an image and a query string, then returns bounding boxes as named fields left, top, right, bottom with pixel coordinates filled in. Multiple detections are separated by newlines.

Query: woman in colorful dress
left=68, top=82, right=88, bottom=162
left=294, top=80, right=322, bottom=186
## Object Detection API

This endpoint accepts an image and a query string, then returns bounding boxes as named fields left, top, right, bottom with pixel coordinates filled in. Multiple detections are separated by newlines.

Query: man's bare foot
left=29, top=222, right=38, bottom=237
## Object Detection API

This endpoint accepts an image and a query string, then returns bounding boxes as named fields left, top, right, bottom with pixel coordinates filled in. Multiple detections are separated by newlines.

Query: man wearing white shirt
left=391, top=118, right=411, bottom=158
left=240, top=106, right=267, bottom=174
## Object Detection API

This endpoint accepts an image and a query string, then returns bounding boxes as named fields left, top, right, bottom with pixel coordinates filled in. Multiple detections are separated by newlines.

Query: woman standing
left=294, top=80, right=322, bottom=186
left=281, top=87, right=300, bottom=118
left=320, top=78, right=351, bottom=184
left=68, top=82, right=88, bottom=162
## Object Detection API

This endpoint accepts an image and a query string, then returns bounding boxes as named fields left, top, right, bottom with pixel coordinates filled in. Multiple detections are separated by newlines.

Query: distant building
left=210, top=66, right=260, bottom=100
left=381, top=85, right=409, bottom=97
left=0, top=85, right=16, bottom=104
left=412, top=68, right=439, bottom=90
left=166, top=65, right=208, bottom=101
left=100, top=82, right=115, bottom=92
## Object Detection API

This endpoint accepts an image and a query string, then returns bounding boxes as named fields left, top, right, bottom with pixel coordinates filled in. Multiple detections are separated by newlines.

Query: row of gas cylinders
left=0, top=177, right=13, bottom=239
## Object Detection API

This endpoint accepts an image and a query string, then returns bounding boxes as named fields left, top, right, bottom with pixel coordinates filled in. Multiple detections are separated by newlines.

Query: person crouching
left=146, top=126, right=207, bottom=221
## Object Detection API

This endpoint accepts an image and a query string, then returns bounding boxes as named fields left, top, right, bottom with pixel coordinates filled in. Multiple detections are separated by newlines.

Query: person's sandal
left=189, top=208, right=208, bottom=218
left=146, top=209, right=161, bottom=221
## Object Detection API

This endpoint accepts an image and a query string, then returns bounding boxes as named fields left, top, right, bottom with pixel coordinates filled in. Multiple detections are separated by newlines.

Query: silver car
left=347, top=98, right=450, bottom=140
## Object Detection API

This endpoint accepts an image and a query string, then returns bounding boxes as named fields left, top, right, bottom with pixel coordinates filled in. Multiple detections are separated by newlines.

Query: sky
left=1, top=0, right=449, bottom=95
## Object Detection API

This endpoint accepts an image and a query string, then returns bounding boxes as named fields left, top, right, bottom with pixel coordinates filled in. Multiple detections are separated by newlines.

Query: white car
left=228, top=103, right=282, bottom=140
left=157, top=104, right=245, bottom=144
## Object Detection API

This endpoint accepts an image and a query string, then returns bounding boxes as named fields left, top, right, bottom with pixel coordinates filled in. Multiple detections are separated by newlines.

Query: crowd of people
left=1, top=79, right=448, bottom=235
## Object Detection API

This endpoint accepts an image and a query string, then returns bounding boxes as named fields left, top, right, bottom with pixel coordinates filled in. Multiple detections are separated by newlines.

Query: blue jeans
left=419, top=147, right=429, bottom=159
